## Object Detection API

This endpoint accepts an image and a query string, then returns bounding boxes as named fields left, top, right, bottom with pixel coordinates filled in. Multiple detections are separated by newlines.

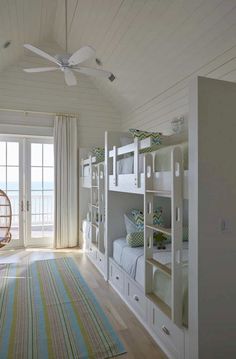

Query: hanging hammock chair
left=0, top=190, right=12, bottom=248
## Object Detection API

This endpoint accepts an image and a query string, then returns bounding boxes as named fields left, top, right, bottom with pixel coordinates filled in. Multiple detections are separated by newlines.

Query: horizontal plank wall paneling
left=0, top=42, right=121, bottom=147
left=0, top=110, right=54, bottom=137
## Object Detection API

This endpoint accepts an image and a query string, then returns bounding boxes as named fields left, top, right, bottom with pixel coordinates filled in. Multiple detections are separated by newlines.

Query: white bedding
left=83, top=165, right=90, bottom=177
left=117, top=155, right=144, bottom=174
left=113, top=238, right=188, bottom=285
left=82, top=219, right=91, bottom=249
left=113, top=238, right=189, bottom=325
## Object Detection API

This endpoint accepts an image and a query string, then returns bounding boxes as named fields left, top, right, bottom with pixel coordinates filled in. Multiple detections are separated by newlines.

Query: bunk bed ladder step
left=144, top=148, right=184, bottom=328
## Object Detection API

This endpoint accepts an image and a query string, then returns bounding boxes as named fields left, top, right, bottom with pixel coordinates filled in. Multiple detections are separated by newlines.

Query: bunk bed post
left=144, top=153, right=155, bottom=294
left=113, top=145, right=118, bottom=187
left=89, top=155, right=92, bottom=188
left=81, top=158, right=84, bottom=177
left=98, top=163, right=105, bottom=253
left=134, top=137, right=140, bottom=188
left=171, top=147, right=183, bottom=327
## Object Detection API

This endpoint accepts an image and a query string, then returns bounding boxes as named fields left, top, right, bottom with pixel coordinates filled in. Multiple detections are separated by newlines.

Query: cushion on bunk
left=124, top=208, right=164, bottom=234
left=183, top=226, right=188, bottom=241
left=126, top=232, right=144, bottom=247
left=153, top=207, right=164, bottom=226
left=130, top=209, right=144, bottom=231
left=128, top=128, right=163, bottom=153
left=91, top=147, right=105, bottom=163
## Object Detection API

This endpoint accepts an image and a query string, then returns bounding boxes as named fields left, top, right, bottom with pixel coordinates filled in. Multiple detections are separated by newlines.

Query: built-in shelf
left=146, top=258, right=171, bottom=276
left=146, top=189, right=171, bottom=198
left=146, top=224, right=171, bottom=236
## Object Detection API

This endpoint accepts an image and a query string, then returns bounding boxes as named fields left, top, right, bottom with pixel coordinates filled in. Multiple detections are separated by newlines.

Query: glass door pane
left=28, top=141, right=54, bottom=245
left=0, top=139, right=22, bottom=244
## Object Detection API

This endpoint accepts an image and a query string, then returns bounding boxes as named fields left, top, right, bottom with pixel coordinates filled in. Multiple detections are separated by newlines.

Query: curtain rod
left=0, top=107, right=79, bottom=117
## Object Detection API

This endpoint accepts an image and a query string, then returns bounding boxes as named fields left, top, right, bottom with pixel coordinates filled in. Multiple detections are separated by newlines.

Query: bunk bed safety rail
left=109, top=137, right=152, bottom=188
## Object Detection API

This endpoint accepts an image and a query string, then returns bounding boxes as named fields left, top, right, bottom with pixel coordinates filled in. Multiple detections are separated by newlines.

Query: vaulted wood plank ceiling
left=0, top=0, right=236, bottom=115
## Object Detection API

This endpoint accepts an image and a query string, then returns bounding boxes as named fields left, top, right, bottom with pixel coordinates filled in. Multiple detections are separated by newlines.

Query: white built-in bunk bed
left=80, top=150, right=106, bottom=277
left=105, top=131, right=189, bottom=359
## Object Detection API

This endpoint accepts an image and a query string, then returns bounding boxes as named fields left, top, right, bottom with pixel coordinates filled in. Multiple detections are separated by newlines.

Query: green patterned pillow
left=153, top=207, right=164, bottom=226
left=183, top=226, right=188, bottom=241
left=126, top=231, right=144, bottom=247
left=130, top=208, right=164, bottom=231
left=131, top=209, right=144, bottom=231
left=128, top=128, right=162, bottom=153
left=91, top=147, right=105, bottom=163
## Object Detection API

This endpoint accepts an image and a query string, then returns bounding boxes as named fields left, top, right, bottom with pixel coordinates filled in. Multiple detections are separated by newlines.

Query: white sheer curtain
left=54, top=115, right=78, bottom=248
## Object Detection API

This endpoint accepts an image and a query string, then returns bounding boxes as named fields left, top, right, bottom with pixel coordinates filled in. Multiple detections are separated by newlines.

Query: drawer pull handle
left=133, top=295, right=139, bottom=302
left=89, top=248, right=92, bottom=251
left=99, top=258, right=102, bottom=262
left=162, top=326, right=170, bottom=335
left=115, top=275, right=119, bottom=280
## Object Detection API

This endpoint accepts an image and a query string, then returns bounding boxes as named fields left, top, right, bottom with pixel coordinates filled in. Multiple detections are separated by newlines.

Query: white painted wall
left=120, top=82, right=189, bottom=135
left=0, top=42, right=121, bottom=147
left=189, top=77, right=236, bottom=358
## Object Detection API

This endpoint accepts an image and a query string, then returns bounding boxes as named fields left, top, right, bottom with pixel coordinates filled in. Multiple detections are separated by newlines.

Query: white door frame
left=0, top=136, right=24, bottom=248
left=25, top=137, right=54, bottom=248
left=0, top=135, right=54, bottom=249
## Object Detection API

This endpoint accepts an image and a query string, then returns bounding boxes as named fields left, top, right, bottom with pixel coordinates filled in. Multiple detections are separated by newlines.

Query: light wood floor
left=0, top=248, right=167, bottom=359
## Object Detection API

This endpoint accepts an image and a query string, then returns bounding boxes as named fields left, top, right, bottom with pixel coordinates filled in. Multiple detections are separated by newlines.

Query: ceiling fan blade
left=23, top=67, right=59, bottom=73
left=73, top=66, right=115, bottom=82
left=68, top=46, right=95, bottom=66
left=24, top=44, right=60, bottom=65
left=64, top=68, right=77, bottom=86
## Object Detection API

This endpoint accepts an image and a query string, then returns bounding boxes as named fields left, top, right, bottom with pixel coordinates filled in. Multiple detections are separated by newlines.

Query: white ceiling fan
left=23, top=1, right=115, bottom=86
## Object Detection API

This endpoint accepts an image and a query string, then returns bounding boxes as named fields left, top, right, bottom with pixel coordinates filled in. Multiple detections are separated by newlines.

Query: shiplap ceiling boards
left=0, top=0, right=58, bottom=72
left=0, top=0, right=236, bottom=132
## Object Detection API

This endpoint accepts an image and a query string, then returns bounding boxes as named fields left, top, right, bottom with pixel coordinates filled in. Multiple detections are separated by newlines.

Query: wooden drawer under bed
left=147, top=298, right=185, bottom=359
left=109, top=259, right=125, bottom=295
left=125, top=277, right=147, bottom=322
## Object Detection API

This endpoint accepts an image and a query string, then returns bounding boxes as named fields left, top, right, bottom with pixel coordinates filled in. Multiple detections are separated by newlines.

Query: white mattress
left=82, top=219, right=91, bottom=249
left=83, top=165, right=90, bottom=177
left=113, top=238, right=188, bottom=285
left=117, top=155, right=144, bottom=174
left=113, top=238, right=189, bottom=325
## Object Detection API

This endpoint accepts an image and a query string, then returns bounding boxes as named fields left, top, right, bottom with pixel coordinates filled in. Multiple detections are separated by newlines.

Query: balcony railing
left=9, top=194, right=53, bottom=224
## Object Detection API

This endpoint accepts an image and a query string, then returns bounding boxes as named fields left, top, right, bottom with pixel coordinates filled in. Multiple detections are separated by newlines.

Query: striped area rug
left=0, top=258, right=126, bottom=359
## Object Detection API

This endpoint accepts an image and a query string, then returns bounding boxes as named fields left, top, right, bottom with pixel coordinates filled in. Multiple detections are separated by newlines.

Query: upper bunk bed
left=106, top=130, right=188, bottom=198
left=80, top=147, right=105, bottom=188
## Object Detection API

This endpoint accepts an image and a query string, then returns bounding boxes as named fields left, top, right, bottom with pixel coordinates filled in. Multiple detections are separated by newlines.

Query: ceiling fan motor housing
left=54, top=53, right=71, bottom=66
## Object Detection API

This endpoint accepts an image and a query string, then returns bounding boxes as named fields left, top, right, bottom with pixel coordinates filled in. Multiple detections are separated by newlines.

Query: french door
left=0, top=136, right=54, bottom=248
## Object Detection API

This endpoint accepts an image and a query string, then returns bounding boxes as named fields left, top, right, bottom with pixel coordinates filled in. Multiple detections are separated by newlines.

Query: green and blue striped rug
left=0, top=257, right=126, bottom=358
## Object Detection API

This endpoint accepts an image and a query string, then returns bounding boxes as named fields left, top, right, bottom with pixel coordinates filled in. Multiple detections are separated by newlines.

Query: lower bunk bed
left=82, top=219, right=106, bottom=276
left=109, top=237, right=188, bottom=359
